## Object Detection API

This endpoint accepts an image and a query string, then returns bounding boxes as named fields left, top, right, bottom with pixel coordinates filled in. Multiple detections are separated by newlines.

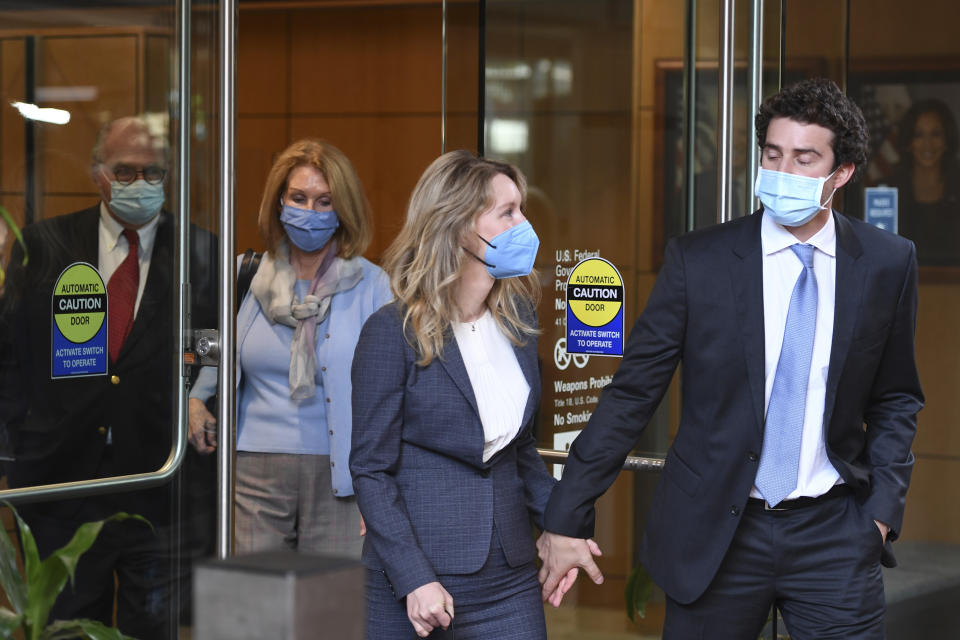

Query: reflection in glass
left=851, top=80, right=960, bottom=267
left=0, top=4, right=216, bottom=638
left=890, top=100, right=960, bottom=266
left=483, top=1, right=675, bottom=636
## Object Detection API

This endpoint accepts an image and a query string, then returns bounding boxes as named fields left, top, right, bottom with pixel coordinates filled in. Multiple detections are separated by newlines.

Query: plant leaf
left=49, top=517, right=137, bottom=584
left=0, top=205, right=29, bottom=288
left=0, top=606, right=24, bottom=638
left=0, top=505, right=27, bottom=613
left=624, top=563, right=654, bottom=623
left=19, top=513, right=149, bottom=640
left=41, top=618, right=136, bottom=640
left=11, top=509, right=42, bottom=624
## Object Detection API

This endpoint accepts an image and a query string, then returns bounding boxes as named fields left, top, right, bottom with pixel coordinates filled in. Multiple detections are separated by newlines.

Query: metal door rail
left=537, top=448, right=664, bottom=472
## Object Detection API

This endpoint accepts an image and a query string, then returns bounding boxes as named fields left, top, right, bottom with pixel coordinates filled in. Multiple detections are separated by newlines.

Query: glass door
left=843, top=2, right=960, bottom=635
left=472, top=0, right=959, bottom=636
left=0, top=1, right=218, bottom=637
left=474, top=0, right=781, bottom=636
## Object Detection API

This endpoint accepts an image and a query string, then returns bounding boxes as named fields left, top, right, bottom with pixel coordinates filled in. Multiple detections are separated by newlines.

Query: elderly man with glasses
left=0, top=116, right=217, bottom=639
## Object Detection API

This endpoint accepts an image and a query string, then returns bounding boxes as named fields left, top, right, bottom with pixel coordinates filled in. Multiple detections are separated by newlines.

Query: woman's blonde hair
left=257, top=139, right=372, bottom=258
left=383, top=150, right=541, bottom=366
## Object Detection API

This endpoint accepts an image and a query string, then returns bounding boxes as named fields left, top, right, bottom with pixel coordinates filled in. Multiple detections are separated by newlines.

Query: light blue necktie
left=756, top=243, right=818, bottom=507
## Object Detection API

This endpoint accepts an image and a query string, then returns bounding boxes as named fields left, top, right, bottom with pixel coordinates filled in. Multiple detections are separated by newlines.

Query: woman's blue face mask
left=475, top=220, right=540, bottom=279
left=279, top=201, right=340, bottom=252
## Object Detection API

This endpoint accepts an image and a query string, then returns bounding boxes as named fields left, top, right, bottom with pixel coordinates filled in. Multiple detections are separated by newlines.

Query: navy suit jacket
left=350, top=302, right=556, bottom=599
left=0, top=205, right=217, bottom=524
left=544, top=211, right=924, bottom=604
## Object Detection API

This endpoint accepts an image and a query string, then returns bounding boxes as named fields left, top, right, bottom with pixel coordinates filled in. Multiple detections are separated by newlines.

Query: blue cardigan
left=191, top=254, right=392, bottom=497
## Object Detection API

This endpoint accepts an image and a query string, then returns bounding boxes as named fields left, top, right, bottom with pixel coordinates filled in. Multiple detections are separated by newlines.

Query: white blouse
left=452, top=310, right=531, bottom=462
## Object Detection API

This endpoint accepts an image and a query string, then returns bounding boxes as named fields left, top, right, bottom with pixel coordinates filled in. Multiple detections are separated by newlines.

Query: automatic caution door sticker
left=51, top=262, right=108, bottom=378
left=565, top=257, right=624, bottom=356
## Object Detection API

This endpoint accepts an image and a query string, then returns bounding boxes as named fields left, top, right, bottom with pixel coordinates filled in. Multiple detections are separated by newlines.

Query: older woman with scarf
left=188, top=139, right=391, bottom=556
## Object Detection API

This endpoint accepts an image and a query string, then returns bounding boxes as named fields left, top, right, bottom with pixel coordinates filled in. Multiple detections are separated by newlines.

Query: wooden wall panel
left=1, top=39, right=26, bottom=194
left=902, top=456, right=960, bottom=542
left=850, top=0, right=960, bottom=57
left=236, top=116, right=288, bottom=253
left=145, top=35, right=171, bottom=115
left=635, top=108, right=656, bottom=271
left=638, top=0, right=683, bottom=111
left=913, top=284, right=960, bottom=457
left=369, top=115, right=440, bottom=254
left=40, top=35, right=138, bottom=198
left=444, top=113, right=479, bottom=154
left=40, top=194, right=97, bottom=219
left=288, top=5, right=442, bottom=115
left=238, top=11, right=289, bottom=116
left=445, top=1, right=480, bottom=117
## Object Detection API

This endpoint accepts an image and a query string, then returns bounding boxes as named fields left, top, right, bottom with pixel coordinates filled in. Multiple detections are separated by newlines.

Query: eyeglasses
left=110, top=164, right=166, bottom=185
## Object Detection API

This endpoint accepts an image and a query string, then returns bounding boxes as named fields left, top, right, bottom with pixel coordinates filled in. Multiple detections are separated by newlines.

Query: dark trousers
left=663, top=492, right=886, bottom=640
left=24, top=509, right=177, bottom=640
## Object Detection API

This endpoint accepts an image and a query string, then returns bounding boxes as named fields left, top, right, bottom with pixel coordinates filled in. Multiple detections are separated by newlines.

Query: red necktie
left=108, top=229, right=140, bottom=362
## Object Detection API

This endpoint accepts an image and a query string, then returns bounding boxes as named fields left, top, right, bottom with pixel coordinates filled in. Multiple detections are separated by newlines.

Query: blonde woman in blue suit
left=350, top=151, right=562, bottom=639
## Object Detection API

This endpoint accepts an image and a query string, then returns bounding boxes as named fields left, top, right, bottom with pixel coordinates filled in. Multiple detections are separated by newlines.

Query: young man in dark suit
left=537, top=78, right=923, bottom=639
left=0, top=117, right=217, bottom=639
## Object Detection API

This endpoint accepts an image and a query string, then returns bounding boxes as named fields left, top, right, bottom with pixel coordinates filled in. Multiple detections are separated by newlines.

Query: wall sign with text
left=51, top=262, right=108, bottom=378
left=864, top=186, right=898, bottom=234
left=565, top=256, right=624, bottom=357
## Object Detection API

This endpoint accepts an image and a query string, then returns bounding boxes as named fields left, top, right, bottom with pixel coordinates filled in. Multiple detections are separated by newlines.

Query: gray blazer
left=350, top=302, right=556, bottom=599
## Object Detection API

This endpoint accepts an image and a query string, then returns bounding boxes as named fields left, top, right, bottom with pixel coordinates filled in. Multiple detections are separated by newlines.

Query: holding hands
left=536, top=531, right=604, bottom=607
left=406, top=581, right=454, bottom=638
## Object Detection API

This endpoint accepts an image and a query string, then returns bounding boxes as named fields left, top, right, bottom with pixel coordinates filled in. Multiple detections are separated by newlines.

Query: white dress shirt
left=751, top=212, right=842, bottom=500
left=453, top=310, right=530, bottom=462
left=98, top=202, right=160, bottom=316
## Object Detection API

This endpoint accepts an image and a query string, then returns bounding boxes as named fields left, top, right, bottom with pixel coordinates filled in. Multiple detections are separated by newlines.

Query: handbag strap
left=236, top=248, right=262, bottom=313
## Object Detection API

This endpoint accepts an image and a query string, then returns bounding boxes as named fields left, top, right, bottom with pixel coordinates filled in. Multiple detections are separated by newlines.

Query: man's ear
left=832, top=162, right=856, bottom=190
left=91, top=163, right=111, bottom=203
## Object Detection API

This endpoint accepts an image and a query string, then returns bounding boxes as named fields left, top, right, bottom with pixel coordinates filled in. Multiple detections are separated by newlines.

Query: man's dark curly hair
left=755, top=77, right=870, bottom=181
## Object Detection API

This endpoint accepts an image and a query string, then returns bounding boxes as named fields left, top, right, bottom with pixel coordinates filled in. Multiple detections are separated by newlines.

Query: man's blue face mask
left=109, top=179, right=164, bottom=226
left=754, top=167, right=838, bottom=227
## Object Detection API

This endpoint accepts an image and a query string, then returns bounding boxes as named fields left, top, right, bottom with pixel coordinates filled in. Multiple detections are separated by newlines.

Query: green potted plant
left=0, top=503, right=148, bottom=640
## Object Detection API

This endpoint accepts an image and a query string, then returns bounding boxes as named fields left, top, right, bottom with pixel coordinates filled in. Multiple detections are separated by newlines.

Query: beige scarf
left=249, top=242, right=362, bottom=401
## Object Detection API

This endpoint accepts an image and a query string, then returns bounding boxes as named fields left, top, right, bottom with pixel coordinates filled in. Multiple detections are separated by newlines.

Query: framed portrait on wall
left=847, top=60, right=960, bottom=276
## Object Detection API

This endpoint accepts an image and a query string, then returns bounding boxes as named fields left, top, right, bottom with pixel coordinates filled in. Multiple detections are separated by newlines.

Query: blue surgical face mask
left=754, top=167, right=838, bottom=227
left=109, top=180, right=164, bottom=226
left=474, top=220, right=540, bottom=279
left=279, top=202, right=340, bottom=252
